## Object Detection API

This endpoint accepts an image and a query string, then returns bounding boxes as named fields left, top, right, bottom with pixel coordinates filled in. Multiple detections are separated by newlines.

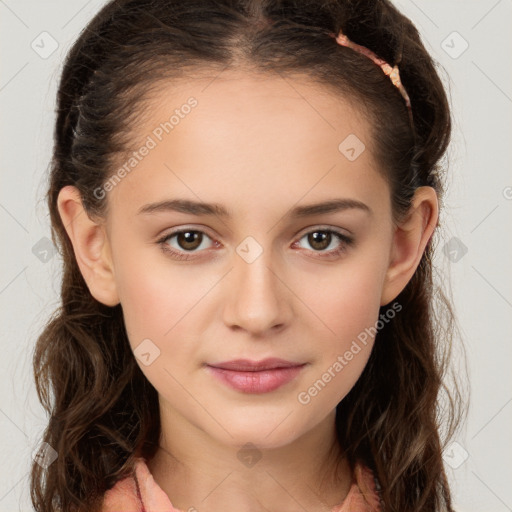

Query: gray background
left=1, top=1, right=511, bottom=510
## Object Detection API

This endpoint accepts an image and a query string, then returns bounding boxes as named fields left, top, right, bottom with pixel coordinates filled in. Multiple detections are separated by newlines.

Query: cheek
left=114, top=247, right=217, bottom=364
left=115, top=259, right=203, bottom=396
left=299, top=255, right=386, bottom=342
left=295, top=256, right=386, bottom=402
left=117, top=267, right=174, bottom=343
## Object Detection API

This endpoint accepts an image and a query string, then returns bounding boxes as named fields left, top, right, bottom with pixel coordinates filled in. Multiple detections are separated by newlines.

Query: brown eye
left=158, top=229, right=215, bottom=260
left=175, top=231, right=203, bottom=251
left=295, top=228, right=354, bottom=258
left=307, top=231, right=332, bottom=251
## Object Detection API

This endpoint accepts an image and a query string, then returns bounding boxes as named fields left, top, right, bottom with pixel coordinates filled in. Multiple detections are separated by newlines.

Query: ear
left=56, top=185, right=120, bottom=307
left=380, top=186, right=438, bottom=306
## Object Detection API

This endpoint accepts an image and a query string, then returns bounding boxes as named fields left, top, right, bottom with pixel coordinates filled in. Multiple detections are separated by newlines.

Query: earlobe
left=56, top=185, right=120, bottom=307
left=380, top=186, right=438, bottom=306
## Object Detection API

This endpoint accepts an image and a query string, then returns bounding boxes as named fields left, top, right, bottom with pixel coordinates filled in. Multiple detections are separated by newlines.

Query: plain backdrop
left=1, top=1, right=511, bottom=511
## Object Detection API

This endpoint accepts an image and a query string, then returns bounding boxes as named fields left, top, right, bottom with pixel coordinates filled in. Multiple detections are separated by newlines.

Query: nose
left=222, top=246, right=292, bottom=336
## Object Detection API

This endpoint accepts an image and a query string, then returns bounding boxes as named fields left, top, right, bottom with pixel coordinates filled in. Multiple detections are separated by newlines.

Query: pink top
left=100, top=457, right=382, bottom=511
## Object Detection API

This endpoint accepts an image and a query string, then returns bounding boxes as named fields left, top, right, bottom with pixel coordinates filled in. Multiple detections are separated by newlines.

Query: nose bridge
left=224, top=236, right=290, bottom=333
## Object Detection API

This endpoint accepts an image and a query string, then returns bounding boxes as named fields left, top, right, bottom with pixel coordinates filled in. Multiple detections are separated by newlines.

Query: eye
left=157, top=228, right=216, bottom=260
left=157, top=226, right=354, bottom=261
left=293, top=228, right=354, bottom=258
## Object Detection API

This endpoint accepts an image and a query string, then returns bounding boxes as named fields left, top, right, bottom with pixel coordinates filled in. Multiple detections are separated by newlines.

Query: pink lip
left=206, top=358, right=307, bottom=394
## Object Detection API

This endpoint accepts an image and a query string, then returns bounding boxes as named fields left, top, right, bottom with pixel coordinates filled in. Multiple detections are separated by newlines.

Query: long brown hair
left=31, top=1, right=466, bottom=510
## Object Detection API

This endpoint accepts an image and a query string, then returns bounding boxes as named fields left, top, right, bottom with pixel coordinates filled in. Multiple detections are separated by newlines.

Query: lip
left=206, top=358, right=307, bottom=394
left=208, top=358, right=304, bottom=371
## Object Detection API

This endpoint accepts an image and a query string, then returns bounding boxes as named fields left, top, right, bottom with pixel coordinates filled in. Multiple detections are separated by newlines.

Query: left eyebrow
left=288, top=198, right=372, bottom=218
left=137, top=198, right=372, bottom=218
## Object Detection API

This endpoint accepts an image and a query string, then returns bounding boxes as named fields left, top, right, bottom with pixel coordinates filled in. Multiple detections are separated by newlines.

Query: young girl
left=31, top=0, right=464, bottom=511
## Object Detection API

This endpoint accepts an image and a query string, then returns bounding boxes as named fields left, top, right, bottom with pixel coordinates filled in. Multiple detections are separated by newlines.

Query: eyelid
left=156, top=224, right=215, bottom=241
left=294, top=223, right=352, bottom=238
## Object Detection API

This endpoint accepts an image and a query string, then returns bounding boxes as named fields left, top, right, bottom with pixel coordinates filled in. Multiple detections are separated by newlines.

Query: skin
left=57, top=70, right=438, bottom=512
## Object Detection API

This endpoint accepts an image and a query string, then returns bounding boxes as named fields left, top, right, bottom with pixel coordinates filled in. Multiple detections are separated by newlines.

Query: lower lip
left=206, top=364, right=306, bottom=393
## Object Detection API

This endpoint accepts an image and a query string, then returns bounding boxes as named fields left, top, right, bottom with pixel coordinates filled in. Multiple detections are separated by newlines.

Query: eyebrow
left=137, top=197, right=372, bottom=218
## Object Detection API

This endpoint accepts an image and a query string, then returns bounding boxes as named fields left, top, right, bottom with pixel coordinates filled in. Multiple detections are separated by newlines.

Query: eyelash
left=156, top=226, right=354, bottom=261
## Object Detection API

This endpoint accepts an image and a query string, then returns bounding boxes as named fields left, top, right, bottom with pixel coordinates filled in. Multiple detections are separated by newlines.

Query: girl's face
left=83, top=72, right=427, bottom=449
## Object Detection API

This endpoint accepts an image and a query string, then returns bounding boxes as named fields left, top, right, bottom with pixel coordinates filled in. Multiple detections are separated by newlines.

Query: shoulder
left=100, top=457, right=181, bottom=512
left=99, top=466, right=142, bottom=512
left=332, top=461, right=382, bottom=512
left=354, top=462, right=382, bottom=510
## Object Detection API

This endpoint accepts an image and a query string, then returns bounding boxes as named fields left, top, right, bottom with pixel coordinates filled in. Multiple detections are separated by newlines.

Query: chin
left=202, top=410, right=308, bottom=451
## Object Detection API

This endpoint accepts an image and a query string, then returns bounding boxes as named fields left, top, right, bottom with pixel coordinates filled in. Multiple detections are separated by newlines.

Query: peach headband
left=329, top=29, right=414, bottom=130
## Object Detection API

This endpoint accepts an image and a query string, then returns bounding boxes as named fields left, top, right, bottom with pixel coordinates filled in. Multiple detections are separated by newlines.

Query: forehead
left=134, top=70, right=375, bottom=153
left=106, top=70, right=387, bottom=219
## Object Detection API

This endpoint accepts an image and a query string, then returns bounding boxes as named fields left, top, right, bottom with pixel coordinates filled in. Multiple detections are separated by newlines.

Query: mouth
left=208, top=357, right=305, bottom=371
left=205, top=358, right=307, bottom=393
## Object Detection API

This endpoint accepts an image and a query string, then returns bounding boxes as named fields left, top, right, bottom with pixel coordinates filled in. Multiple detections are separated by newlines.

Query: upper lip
left=207, top=358, right=305, bottom=371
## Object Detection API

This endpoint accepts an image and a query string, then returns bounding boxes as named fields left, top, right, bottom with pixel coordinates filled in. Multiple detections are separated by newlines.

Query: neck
left=146, top=404, right=353, bottom=512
